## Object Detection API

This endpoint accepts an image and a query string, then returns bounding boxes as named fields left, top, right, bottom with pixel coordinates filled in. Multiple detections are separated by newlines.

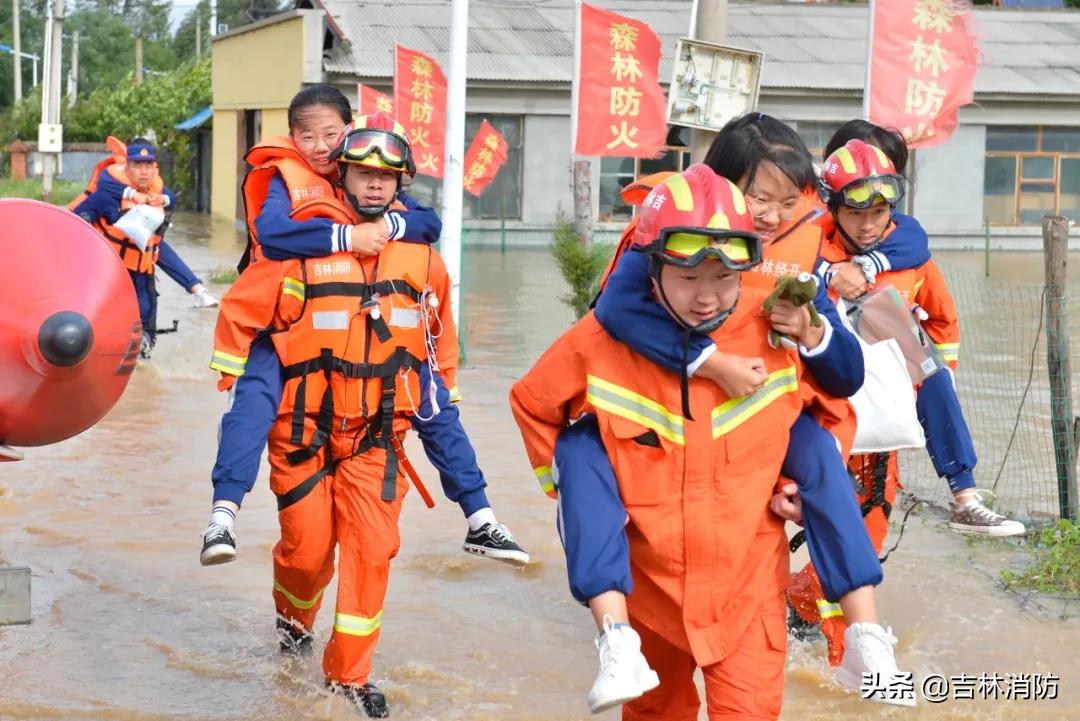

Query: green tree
left=0, top=0, right=46, bottom=112
left=0, top=56, right=211, bottom=205
left=172, top=0, right=282, bottom=62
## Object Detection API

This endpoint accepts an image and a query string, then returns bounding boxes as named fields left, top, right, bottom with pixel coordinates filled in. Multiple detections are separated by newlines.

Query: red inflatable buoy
left=0, top=198, right=141, bottom=449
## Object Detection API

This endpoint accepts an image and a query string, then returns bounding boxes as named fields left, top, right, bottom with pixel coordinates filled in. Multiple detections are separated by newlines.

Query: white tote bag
left=113, top=204, right=166, bottom=252
left=839, top=300, right=926, bottom=454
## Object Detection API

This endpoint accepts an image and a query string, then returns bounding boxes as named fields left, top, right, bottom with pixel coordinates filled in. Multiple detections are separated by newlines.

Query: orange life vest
left=271, top=196, right=441, bottom=501
left=742, top=197, right=825, bottom=293
left=239, top=137, right=337, bottom=272
left=94, top=164, right=166, bottom=274
left=69, top=137, right=166, bottom=274
left=67, top=136, right=128, bottom=210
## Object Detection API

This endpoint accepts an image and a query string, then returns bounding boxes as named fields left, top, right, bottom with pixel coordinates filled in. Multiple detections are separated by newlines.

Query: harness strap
left=304, top=279, right=422, bottom=303
left=788, top=452, right=894, bottom=554
left=281, top=347, right=423, bottom=381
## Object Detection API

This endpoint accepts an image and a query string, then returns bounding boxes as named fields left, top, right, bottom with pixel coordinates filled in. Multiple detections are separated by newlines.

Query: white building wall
left=912, top=124, right=986, bottom=236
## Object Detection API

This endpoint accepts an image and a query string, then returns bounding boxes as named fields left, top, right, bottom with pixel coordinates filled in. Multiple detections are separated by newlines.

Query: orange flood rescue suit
left=212, top=191, right=458, bottom=686
left=511, top=285, right=826, bottom=721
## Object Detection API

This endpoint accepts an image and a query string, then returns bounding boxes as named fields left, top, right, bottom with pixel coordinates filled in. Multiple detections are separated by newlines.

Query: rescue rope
left=877, top=495, right=927, bottom=563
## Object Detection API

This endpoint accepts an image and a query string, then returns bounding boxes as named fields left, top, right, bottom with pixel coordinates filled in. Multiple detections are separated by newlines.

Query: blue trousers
left=917, top=369, right=977, bottom=493
left=129, top=270, right=157, bottom=342
left=554, top=412, right=881, bottom=605
left=157, top=240, right=202, bottom=292
left=211, top=336, right=491, bottom=515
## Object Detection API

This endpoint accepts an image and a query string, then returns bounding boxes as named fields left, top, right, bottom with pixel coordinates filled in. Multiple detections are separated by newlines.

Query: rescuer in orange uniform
left=211, top=122, right=460, bottom=717
left=512, top=165, right=819, bottom=720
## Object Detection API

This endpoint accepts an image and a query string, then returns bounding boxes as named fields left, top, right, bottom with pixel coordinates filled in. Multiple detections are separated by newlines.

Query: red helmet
left=633, top=163, right=761, bottom=271
left=820, top=139, right=905, bottom=209
left=333, top=111, right=416, bottom=178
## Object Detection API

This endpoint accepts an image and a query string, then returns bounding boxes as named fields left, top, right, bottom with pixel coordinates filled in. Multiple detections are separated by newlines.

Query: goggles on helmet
left=336, top=128, right=410, bottom=171
left=833, top=174, right=905, bottom=209
left=643, top=226, right=762, bottom=271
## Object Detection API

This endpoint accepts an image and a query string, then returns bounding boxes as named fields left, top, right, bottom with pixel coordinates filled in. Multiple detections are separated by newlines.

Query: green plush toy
left=762, top=272, right=822, bottom=349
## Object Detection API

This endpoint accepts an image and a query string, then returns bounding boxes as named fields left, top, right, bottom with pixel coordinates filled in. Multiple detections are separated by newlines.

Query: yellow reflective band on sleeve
left=711, top=366, right=798, bottom=438
left=209, top=349, right=247, bottom=376
left=282, top=277, right=306, bottom=301
left=912, top=277, right=925, bottom=297
left=933, top=341, right=959, bottom=362
left=334, top=610, right=384, bottom=637
left=816, top=599, right=844, bottom=619
left=534, top=465, right=556, bottom=494
left=449, top=386, right=463, bottom=404
left=273, top=579, right=325, bottom=611
left=586, top=374, right=685, bottom=445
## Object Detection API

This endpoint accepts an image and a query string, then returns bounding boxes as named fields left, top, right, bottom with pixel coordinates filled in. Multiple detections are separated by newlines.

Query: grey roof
left=309, top=0, right=1080, bottom=96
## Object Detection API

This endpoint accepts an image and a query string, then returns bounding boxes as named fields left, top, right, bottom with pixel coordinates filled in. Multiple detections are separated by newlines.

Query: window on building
left=396, top=115, right=524, bottom=221
left=794, top=121, right=842, bottom=164
left=598, top=127, right=692, bottom=222
left=983, top=126, right=1080, bottom=225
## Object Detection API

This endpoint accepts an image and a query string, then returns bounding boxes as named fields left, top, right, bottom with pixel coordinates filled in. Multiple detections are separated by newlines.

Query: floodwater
left=1, top=213, right=1078, bottom=720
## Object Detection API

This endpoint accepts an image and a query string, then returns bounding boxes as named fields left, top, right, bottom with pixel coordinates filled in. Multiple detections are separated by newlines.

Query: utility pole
left=210, top=0, right=217, bottom=40
left=134, top=36, right=143, bottom=83
left=689, top=0, right=727, bottom=162
left=65, top=30, right=77, bottom=107
left=12, top=0, right=21, bottom=100
left=441, top=0, right=468, bottom=328
left=39, top=0, right=64, bottom=202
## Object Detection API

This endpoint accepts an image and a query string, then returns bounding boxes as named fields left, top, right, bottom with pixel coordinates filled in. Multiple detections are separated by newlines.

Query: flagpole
left=571, top=0, right=581, bottom=155
left=442, top=0, right=468, bottom=328
left=862, top=0, right=875, bottom=121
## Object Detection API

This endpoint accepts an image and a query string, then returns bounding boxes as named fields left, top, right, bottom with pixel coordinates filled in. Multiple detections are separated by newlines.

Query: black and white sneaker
left=328, top=681, right=390, bottom=718
left=277, top=618, right=314, bottom=657
left=462, top=522, right=530, bottom=566
left=200, top=522, right=237, bottom=566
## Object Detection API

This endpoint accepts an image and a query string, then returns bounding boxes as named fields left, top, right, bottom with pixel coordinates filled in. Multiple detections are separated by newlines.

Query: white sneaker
left=193, top=288, right=220, bottom=308
left=587, top=616, right=660, bottom=715
left=836, top=622, right=917, bottom=707
left=949, top=490, right=1026, bottom=537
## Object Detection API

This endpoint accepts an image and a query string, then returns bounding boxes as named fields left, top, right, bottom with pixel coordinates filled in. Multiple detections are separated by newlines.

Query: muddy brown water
left=1, top=213, right=1077, bottom=719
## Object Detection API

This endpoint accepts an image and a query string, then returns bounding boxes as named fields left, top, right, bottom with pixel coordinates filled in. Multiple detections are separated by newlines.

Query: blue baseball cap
left=127, top=142, right=157, bottom=162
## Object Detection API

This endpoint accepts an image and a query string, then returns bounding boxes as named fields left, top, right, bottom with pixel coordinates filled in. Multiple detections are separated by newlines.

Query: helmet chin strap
left=341, top=172, right=401, bottom=219
left=650, top=260, right=740, bottom=419
left=831, top=208, right=886, bottom=256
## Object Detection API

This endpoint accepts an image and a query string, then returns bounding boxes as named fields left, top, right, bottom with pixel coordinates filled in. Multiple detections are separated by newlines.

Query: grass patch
left=207, top=265, right=239, bottom=285
left=1001, top=519, right=1080, bottom=595
left=550, top=211, right=614, bottom=320
left=0, top=177, right=85, bottom=206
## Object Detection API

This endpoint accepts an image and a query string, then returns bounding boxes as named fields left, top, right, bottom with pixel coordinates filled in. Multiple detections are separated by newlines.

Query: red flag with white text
left=867, top=0, right=979, bottom=148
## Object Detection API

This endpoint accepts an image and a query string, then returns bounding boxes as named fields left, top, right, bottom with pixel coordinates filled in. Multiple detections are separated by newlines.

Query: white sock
left=210, top=504, right=237, bottom=533
left=466, top=507, right=497, bottom=531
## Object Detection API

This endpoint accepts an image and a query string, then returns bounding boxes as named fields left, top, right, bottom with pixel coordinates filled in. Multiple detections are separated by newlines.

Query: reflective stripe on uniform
left=334, top=610, right=384, bottom=637
left=273, top=579, right=325, bottom=611
left=449, top=386, right=462, bottom=404
left=534, top=465, right=556, bottom=494
left=933, top=341, right=959, bottom=363
left=817, top=599, right=844, bottom=619
left=586, top=374, right=685, bottom=445
left=282, top=276, right=305, bottom=301
left=711, top=366, right=798, bottom=437
left=209, top=349, right=247, bottom=376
